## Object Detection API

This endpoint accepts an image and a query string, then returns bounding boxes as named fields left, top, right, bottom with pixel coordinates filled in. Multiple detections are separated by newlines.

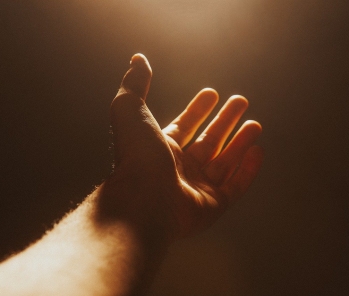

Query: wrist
left=87, top=173, right=180, bottom=243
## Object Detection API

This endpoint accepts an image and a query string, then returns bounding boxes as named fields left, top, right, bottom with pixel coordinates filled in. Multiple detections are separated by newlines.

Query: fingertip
left=227, top=95, right=249, bottom=111
left=130, top=53, right=152, bottom=76
left=117, top=54, right=152, bottom=100
left=243, top=120, right=262, bottom=134
left=189, top=88, right=219, bottom=110
left=199, top=88, right=219, bottom=104
left=200, top=88, right=219, bottom=99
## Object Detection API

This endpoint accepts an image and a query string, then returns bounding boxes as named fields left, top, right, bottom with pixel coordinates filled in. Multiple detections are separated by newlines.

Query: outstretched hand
left=0, top=53, right=263, bottom=296
left=95, top=54, right=263, bottom=241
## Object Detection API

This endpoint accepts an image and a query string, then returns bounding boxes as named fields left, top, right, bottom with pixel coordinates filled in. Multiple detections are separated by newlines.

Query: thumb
left=117, top=53, right=152, bottom=100
left=110, top=54, right=168, bottom=168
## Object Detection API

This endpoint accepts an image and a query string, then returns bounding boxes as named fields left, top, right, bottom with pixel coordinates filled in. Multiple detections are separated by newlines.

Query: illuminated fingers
left=186, top=95, right=249, bottom=166
left=204, top=120, right=262, bottom=185
left=163, top=88, right=218, bottom=147
left=219, top=145, right=264, bottom=202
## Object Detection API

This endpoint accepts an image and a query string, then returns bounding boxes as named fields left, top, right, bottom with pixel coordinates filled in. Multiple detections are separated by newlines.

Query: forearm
left=0, top=188, right=169, bottom=296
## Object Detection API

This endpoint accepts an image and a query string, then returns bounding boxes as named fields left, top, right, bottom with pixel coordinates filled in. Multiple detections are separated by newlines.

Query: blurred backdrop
left=1, top=0, right=349, bottom=295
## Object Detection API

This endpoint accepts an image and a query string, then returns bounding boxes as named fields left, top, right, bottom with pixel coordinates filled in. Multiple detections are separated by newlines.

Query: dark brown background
left=1, top=1, right=349, bottom=295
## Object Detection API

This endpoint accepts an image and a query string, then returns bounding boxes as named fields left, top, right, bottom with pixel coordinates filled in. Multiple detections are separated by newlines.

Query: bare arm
left=0, top=54, right=263, bottom=296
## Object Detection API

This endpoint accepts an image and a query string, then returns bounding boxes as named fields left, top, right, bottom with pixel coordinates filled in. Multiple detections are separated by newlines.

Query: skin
left=0, top=54, right=263, bottom=296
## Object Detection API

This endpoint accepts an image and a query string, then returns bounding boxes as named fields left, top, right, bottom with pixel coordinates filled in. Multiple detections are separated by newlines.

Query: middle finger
left=186, top=95, right=248, bottom=166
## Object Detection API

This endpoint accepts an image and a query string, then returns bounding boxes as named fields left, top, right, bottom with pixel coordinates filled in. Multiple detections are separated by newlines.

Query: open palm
left=106, top=54, right=263, bottom=240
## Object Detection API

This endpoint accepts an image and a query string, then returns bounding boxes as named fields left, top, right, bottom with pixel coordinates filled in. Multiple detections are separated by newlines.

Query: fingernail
left=118, top=54, right=152, bottom=100
left=130, top=53, right=152, bottom=73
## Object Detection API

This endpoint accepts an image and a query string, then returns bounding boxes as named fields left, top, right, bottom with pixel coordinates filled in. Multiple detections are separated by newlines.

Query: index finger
left=162, top=88, right=218, bottom=147
left=186, top=95, right=249, bottom=166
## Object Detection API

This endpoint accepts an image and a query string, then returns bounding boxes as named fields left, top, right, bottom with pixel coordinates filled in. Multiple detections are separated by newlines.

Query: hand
left=0, top=54, right=263, bottom=296
left=95, top=54, right=263, bottom=241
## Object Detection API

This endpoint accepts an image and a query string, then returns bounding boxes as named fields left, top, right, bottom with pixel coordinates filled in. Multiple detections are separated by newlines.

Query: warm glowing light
left=126, top=0, right=255, bottom=44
